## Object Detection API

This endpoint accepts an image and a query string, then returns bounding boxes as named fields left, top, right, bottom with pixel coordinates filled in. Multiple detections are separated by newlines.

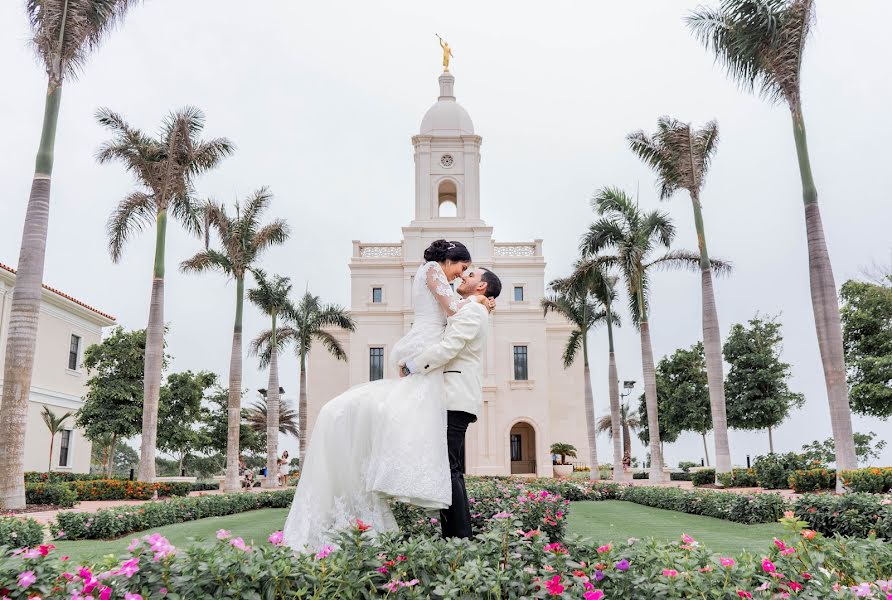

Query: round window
left=440, top=154, right=454, bottom=168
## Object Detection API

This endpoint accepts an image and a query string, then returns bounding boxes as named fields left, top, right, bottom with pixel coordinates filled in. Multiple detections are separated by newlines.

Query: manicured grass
left=566, top=500, right=786, bottom=555
left=54, top=508, right=288, bottom=565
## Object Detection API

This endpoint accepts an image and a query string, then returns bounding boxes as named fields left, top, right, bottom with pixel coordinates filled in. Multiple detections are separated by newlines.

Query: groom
left=400, top=267, right=502, bottom=538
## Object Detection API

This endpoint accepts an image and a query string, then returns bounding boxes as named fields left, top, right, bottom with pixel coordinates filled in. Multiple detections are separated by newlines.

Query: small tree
left=40, top=406, right=73, bottom=472
left=724, top=315, right=804, bottom=453
left=656, top=343, right=713, bottom=466
left=840, top=278, right=892, bottom=419
left=637, top=392, right=682, bottom=463
left=550, top=443, right=577, bottom=465
left=76, top=327, right=155, bottom=476
left=158, top=371, right=216, bottom=475
left=800, top=432, right=888, bottom=467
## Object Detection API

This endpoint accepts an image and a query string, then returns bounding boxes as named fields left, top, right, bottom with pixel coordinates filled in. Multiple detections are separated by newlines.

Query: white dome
left=419, top=72, right=474, bottom=136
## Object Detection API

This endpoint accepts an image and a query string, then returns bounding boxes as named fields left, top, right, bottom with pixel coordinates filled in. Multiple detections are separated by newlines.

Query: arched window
left=437, top=180, right=458, bottom=217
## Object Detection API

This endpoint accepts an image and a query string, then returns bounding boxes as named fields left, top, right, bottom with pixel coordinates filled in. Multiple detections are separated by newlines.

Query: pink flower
left=429, top=517, right=438, bottom=525
left=124, top=594, right=143, bottom=600
left=216, top=529, right=231, bottom=540
left=584, top=591, right=605, bottom=600
left=492, top=512, right=513, bottom=519
left=115, top=557, right=140, bottom=578
left=662, top=569, right=679, bottom=577
left=267, top=531, right=284, bottom=545
left=781, top=547, right=796, bottom=556
left=127, top=539, right=140, bottom=552
left=545, top=575, right=564, bottom=595
left=22, top=549, right=40, bottom=559
left=762, top=559, right=776, bottom=573
left=543, top=542, right=568, bottom=554
left=315, top=545, right=333, bottom=560
left=37, top=544, right=55, bottom=556
left=229, top=537, right=251, bottom=552
left=99, top=586, right=112, bottom=600
left=18, top=570, right=36, bottom=588
left=787, top=582, right=803, bottom=592
left=720, top=557, right=735, bottom=568
left=801, top=530, right=817, bottom=540
left=851, top=583, right=872, bottom=597
left=596, top=543, right=612, bottom=554
left=377, top=566, right=389, bottom=574
left=773, top=538, right=787, bottom=551
left=681, top=534, right=696, bottom=545
left=356, top=519, right=372, bottom=532
left=737, top=592, right=753, bottom=599
left=699, top=566, right=714, bottom=573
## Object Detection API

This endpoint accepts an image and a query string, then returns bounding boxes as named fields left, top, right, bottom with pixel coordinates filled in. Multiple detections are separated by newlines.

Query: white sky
left=2, top=1, right=890, bottom=468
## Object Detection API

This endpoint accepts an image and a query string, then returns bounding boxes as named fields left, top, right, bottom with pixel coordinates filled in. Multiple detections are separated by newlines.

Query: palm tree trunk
left=48, top=436, right=55, bottom=472
left=138, top=210, right=167, bottom=483
left=0, top=82, right=62, bottom=509
left=106, top=433, right=117, bottom=477
left=263, top=312, right=280, bottom=489
left=701, top=433, right=711, bottom=467
left=690, top=196, right=732, bottom=479
left=639, top=319, right=664, bottom=482
left=767, top=425, right=774, bottom=454
left=606, top=309, right=623, bottom=481
left=298, top=352, right=308, bottom=464
left=224, top=276, right=245, bottom=492
left=791, top=107, right=856, bottom=491
left=582, top=339, right=600, bottom=481
left=622, top=418, right=632, bottom=465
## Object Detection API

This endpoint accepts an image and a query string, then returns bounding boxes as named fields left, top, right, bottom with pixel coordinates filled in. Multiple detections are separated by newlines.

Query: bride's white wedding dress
left=282, top=261, right=472, bottom=551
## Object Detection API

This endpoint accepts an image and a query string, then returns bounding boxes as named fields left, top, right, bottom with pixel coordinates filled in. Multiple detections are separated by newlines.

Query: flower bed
left=4, top=514, right=892, bottom=599
left=69, top=480, right=191, bottom=501
left=25, top=483, right=78, bottom=508
left=0, top=517, right=43, bottom=549
left=788, top=468, right=836, bottom=493
left=621, top=485, right=788, bottom=524
left=51, top=490, right=293, bottom=540
left=841, top=467, right=892, bottom=494
left=794, top=492, right=892, bottom=539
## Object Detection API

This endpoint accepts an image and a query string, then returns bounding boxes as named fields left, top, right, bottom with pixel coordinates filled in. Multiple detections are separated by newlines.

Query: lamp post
left=618, top=380, right=636, bottom=476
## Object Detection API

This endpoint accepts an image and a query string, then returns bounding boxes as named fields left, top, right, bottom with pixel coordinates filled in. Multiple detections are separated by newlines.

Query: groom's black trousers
left=441, top=410, right=476, bottom=539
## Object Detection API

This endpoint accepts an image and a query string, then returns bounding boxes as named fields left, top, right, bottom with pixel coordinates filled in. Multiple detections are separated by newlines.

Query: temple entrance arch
left=509, top=421, right=536, bottom=474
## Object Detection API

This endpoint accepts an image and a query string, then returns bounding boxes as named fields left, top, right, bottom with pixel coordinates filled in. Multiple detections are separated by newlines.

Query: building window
left=372, top=287, right=383, bottom=303
left=68, top=335, right=81, bottom=370
left=513, top=286, right=524, bottom=302
left=369, top=348, right=384, bottom=381
left=59, top=430, right=72, bottom=467
left=513, top=345, right=528, bottom=381
left=510, top=434, right=522, bottom=461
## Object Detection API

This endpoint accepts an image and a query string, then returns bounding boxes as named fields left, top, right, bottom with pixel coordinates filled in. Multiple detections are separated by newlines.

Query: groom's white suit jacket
left=409, top=301, right=489, bottom=420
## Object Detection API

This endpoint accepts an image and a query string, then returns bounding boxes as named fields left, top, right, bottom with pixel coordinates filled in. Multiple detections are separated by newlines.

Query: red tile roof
left=0, top=262, right=116, bottom=322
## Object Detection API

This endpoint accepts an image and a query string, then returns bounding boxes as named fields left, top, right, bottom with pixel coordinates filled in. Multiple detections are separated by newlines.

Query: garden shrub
left=794, top=492, right=892, bottom=540
left=752, top=452, right=811, bottom=489
left=25, top=472, right=116, bottom=484
left=620, top=485, right=788, bottom=524
left=632, top=472, right=649, bottom=479
left=0, top=517, right=43, bottom=548
left=670, top=471, right=694, bottom=481
left=716, top=468, right=758, bottom=488
left=6, top=518, right=892, bottom=599
left=692, top=468, right=715, bottom=486
left=189, top=481, right=221, bottom=492
left=52, top=490, right=293, bottom=540
left=69, top=479, right=191, bottom=501
left=840, top=467, right=892, bottom=494
left=788, top=468, right=836, bottom=493
left=25, top=482, right=77, bottom=508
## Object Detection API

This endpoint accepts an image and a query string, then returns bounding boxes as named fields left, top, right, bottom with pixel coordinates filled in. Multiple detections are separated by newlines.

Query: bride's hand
left=477, top=295, right=496, bottom=313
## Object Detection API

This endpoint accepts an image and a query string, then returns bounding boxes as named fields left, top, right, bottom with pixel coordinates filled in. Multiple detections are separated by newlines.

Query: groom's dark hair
left=479, top=268, right=502, bottom=299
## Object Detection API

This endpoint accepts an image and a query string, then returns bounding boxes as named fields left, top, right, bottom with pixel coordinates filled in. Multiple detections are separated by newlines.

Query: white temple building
left=306, top=70, right=587, bottom=477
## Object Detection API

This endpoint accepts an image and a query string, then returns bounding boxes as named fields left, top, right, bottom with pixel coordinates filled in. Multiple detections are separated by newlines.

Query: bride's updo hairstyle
left=423, top=239, right=471, bottom=263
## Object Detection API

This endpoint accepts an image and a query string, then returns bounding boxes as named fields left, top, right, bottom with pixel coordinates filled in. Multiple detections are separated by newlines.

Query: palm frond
left=250, top=326, right=297, bottom=368
left=106, top=191, right=154, bottom=262
left=646, top=249, right=733, bottom=277
left=561, top=328, right=583, bottom=368
left=250, top=220, right=291, bottom=256
left=313, top=330, right=348, bottom=362
left=179, top=248, right=232, bottom=275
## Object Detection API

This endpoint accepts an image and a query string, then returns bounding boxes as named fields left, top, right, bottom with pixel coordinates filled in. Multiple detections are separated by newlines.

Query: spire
left=438, top=72, right=455, bottom=101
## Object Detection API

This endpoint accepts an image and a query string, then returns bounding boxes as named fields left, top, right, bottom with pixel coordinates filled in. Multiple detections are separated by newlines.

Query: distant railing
left=493, top=241, right=541, bottom=258
left=354, top=242, right=403, bottom=258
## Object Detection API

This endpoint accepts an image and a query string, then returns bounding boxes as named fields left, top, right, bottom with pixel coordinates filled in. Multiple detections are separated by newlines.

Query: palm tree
left=596, top=403, right=641, bottom=466
left=252, top=292, right=355, bottom=463
left=40, top=406, right=72, bottom=472
left=688, top=0, right=857, bottom=488
left=245, top=395, right=300, bottom=439
left=627, top=117, right=732, bottom=480
left=550, top=443, right=577, bottom=466
left=581, top=188, right=729, bottom=481
left=97, top=107, right=233, bottom=483
left=181, top=188, right=289, bottom=491
left=0, top=0, right=139, bottom=510
left=247, top=269, right=294, bottom=488
left=554, top=260, right=625, bottom=481
left=541, top=290, right=609, bottom=481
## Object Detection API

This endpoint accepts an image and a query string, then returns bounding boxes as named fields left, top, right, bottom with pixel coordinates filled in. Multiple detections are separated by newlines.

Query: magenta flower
left=737, top=592, right=753, bottom=599
left=315, top=545, right=333, bottom=560
left=99, top=586, right=112, bottom=600
left=229, top=537, right=251, bottom=552
left=584, top=591, right=605, bottom=600
left=720, top=557, right=735, bottom=568
left=124, top=594, right=143, bottom=600
left=115, top=557, right=140, bottom=578
left=681, top=533, right=696, bottom=545
left=762, top=559, right=776, bottom=573
left=17, top=570, right=36, bottom=588
left=492, top=512, right=513, bottom=519
left=615, top=559, right=630, bottom=572
left=127, top=539, right=140, bottom=552
left=596, top=543, right=612, bottom=554
left=544, top=575, right=564, bottom=595
left=22, top=548, right=40, bottom=559
left=851, top=583, right=872, bottom=597
left=268, top=531, right=284, bottom=545
left=216, top=529, right=231, bottom=540
left=662, top=569, right=679, bottom=577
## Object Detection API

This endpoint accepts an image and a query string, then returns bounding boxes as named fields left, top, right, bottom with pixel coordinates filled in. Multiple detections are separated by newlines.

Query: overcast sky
left=2, top=1, right=890, bottom=468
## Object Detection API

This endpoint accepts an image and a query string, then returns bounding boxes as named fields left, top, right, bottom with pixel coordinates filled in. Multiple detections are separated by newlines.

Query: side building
left=0, top=262, right=116, bottom=473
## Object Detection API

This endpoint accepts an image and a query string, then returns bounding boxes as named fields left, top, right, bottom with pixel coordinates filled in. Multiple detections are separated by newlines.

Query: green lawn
left=54, top=508, right=288, bottom=565
left=566, top=500, right=786, bottom=555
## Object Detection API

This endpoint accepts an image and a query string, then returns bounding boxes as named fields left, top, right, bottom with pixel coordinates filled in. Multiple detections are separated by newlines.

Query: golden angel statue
left=436, top=34, right=453, bottom=71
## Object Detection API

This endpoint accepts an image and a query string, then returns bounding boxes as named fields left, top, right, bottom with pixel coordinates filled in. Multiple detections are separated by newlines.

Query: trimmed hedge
left=70, top=479, right=191, bottom=501
left=25, top=482, right=77, bottom=508
left=621, top=485, right=788, bottom=524
left=716, top=468, right=758, bottom=488
left=632, top=472, right=648, bottom=480
left=795, top=492, right=892, bottom=539
left=52, top=490, right=294, bottom=540
left=189, top=481, right=220, bottom=492
left=25, top=472, right=119, bottom=483
left=841, top=467, right=892, bottom=494
left=752, top=452, right=812, bottom=489
left=788, top=468, right=836, bottom=493
left=691, top=468, right=715, bottom=486
left=669, top=471, right=694, bottom=481
left=0, top=516, right=43, bottom=548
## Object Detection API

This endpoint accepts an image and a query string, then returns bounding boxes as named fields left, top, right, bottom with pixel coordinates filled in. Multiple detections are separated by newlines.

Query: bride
left=282, top=240, right=493, bottom=551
